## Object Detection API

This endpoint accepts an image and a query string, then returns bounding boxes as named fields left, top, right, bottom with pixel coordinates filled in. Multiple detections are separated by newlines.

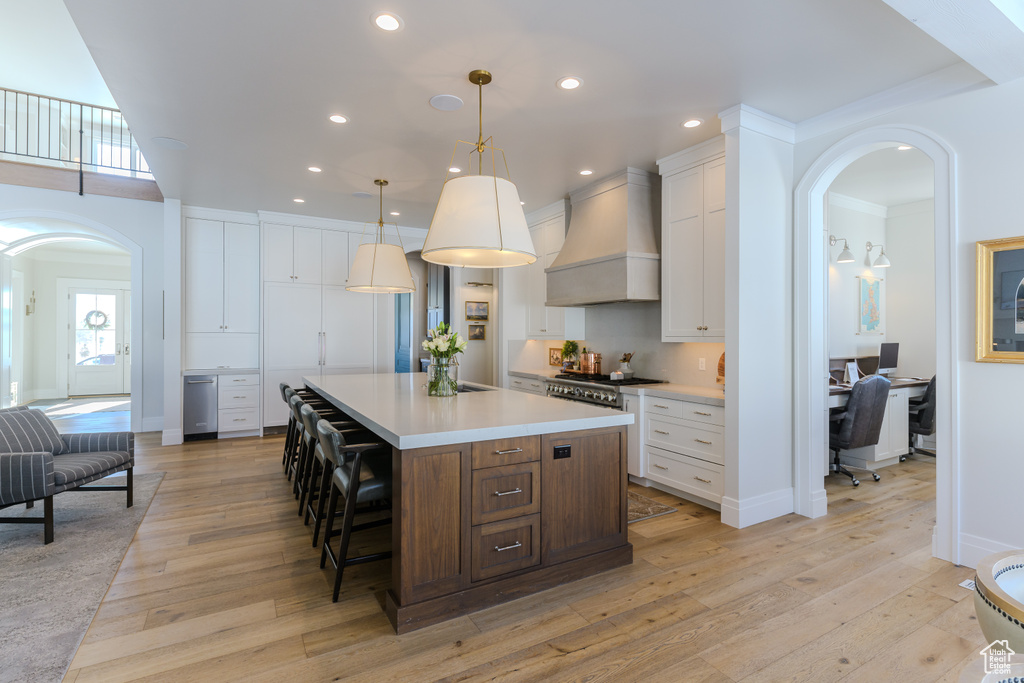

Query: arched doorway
left=793, top=126, right=960, bottom=563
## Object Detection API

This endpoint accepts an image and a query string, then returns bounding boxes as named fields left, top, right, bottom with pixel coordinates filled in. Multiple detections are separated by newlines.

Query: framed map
left=858, top=275, right=883, bottom=335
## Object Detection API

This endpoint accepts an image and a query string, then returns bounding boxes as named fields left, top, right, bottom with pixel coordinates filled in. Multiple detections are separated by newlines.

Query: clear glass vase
left=427, top=357, right=459, bottom=397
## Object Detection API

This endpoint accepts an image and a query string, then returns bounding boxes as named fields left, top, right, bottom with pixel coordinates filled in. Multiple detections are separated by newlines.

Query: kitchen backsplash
left=510, top=301, right=725, bottom=388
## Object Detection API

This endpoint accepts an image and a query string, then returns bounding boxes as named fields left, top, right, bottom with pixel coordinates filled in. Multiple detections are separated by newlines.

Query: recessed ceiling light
left=151, top=136, right=188, bottom=150
left=308, top=166, right=322, bottom=173
left=429, top=94, right=464, bottom=111
left=682, top=119, right=703, bottom=128
left=520, top=201, right=525, bottom=205
left=579, top=169, right=593, bottom=176
left=557, top=76, right=583, bottom=90
left=449, top=167, right=461, bottom=173
left=293, top=198, right=305, bottom=203
left=390, top=211, right=400, bottom=216
left=372, top=12, right=403, bottom=31
left=353, top=191, right=373, bottom=199
left=329, top=114, right=348, bottom=124
left=897, top=145, right=913, bottom=151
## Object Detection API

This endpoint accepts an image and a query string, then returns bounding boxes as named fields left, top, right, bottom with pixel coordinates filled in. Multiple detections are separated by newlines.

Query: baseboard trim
left=141, top=416, right=163, bottom=433
left=959, top=532, right=1019, bottom=570
left=720, top=487, right=795, bottom=529
left=161, top=429, right=183, bottom=446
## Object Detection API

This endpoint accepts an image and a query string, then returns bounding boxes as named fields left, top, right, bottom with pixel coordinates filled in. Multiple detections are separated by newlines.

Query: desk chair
left=905, top=375, right=936, bottom=459
left=829, top=374, right=890, bottom=486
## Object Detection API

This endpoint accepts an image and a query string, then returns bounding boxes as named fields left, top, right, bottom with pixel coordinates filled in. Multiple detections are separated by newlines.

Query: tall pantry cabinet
left=261, top=223, right=376, bottom=427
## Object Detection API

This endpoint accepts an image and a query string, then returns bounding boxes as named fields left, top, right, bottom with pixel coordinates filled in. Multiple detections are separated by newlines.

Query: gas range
left=546, top=373, right=666, bottom=409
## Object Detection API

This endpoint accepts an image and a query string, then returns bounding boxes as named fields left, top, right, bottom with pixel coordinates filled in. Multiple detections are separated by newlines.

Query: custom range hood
left=546, top=168, right=660, bottom=306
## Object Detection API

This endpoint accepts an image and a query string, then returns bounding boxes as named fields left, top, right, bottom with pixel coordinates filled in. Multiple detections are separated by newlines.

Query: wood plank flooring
left=63, top=436, right=982, bottom=682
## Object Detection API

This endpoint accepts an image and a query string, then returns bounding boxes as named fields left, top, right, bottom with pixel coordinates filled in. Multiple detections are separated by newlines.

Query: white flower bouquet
left=422, top=322, right=466, bottom=395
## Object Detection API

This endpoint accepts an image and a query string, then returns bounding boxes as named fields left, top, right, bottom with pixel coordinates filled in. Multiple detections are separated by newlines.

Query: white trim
left=793, top=124, right=960, bottom=563
left=181, top=205, right=259, bottom=225
left=719, top=104, right=797, bottom=143
left=795, top=63, right=987, bottom=143
left=828, top=193, right=889, bottom=218
left=959, top=533, right=1019, bottom=569
left=657, top=136, right=726, bottom=175
left=720, top=488, right=795, bottom=528
left=257, top=210, right=428, bottom=238
left=57, top=277, right=131, bottom=398
left=524, top=198, right=569, bottom=226
left=141, top=416, right=163, bottom=433
left=161, top=428, right=183, bottom=445
left=887, top=199, right=934, bottom=218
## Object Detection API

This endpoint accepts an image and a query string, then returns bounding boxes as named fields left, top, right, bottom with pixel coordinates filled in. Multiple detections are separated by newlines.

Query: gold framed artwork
left=465, top=301, right=488, bottom=320
left=548, top=348, right=563, bottom=366
left=468, top=324, right=486, bottom=341
left=977, top=236, right=1024, bottom=362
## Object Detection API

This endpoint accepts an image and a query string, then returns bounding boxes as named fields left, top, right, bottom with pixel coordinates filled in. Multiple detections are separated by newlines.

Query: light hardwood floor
left=64, top=435, right=981, bottom=682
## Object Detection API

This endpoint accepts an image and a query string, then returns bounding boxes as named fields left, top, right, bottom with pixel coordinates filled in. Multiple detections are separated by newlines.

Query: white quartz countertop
left=304, top=373, right=633, bottom=450
left=620, top=383, right=725, bottom=406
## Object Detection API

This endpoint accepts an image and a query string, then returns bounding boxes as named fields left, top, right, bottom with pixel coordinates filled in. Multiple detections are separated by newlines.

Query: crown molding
left=257, top=209, right=426, bottom=236
left=657, top=135, right=726, bottom=175
left=719, top=104, right=796, bottom=143
left=525, top=198, right=569, bottom=226
left=182, top=205, right=259, bottom=225
left=828, top=192, right=889, bottom=218
left=887, top=198, right=934, bottom=218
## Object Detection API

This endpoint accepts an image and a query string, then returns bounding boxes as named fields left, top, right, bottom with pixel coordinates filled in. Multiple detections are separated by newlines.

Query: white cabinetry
left=507, top=374, right=546, bottom=395
left=218, top=373, right=260, bottom=436
left=643, top=396, right=725, bottom=505
left=184, top=218, right=259, bottom=369
left=262, top=225, right=376, bottom=427
left=525, top=204, right=585, bottom=340
left=623, top=393, right=643, bottom=478
left=659, top=140, right=725, bottom=342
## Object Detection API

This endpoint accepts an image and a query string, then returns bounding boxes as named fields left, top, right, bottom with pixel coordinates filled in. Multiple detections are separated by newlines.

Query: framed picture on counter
left=465, top=301, right=489, bottom=320
left=548, top=348, right=563, bottom=366
left=468, top=324, right=486, bottom=341
left=977, top=236, right=1024, bottom=362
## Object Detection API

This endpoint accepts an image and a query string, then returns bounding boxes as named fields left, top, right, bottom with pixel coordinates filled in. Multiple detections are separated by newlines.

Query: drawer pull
left=653, top=429, right=670, bottom=435
left=693, top=475, right=712, bottom=484
left=652, top=463, right=669, bottom=470
left=530, top=383, right=540, bottom=387
left=694, top=438, right=713, bottom=445
left=652, top=404, right=669, bottom=409
left=494, top=541, right=522, bottom=552
left=232, top=379, right=246, bottom=382
left=233, top=418, right=247, bottom=422
left=233, top=395, right=246, bottom=399
left=494, top=487, right=523, bottom=497
left=495, top=447, right=523, bottom=455
left=513, top=380, right=523, bottom=384
left=693, top=411, right=712, bottom=416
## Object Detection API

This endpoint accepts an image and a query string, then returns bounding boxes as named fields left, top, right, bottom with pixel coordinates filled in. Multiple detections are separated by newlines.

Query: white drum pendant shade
left=422, top=174, right=537, bottom=268
left=346, top=243, right=415, bottom=293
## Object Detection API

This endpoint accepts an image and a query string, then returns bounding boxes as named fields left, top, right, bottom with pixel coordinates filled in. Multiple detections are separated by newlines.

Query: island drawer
left=471, top=436, right=540, bottom=469
left=471, top=462, right=540, bottom=525
left=471, top=514, right=541, bottom=582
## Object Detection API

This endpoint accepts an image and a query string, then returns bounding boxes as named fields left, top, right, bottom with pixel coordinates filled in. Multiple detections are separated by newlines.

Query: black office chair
left=829, top=374, right=890, bottom=486
left=905, top=375, right=936, bottom=459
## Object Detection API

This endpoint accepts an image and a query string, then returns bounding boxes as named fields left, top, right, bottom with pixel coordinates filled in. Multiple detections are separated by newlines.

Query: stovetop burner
left=553, top=373, right=666, bottom=387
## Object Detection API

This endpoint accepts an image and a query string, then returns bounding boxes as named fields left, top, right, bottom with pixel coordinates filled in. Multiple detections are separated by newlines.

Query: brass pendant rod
left=374, top=178, right=388, bottom=243
left=477, top=78, right=484, bottom=173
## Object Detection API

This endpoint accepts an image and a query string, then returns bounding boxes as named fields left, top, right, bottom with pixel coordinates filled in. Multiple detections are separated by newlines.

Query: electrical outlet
left=699, top=358, right=706, bottom=371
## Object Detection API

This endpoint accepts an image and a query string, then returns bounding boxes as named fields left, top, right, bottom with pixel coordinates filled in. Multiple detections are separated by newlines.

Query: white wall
left=827, top=197, right=889, bottom=358
left=886, top=201, right=935, bottom=379
left=793, top=76, right=1024, bottom=565
left=0, top=183, right=168, bottom=432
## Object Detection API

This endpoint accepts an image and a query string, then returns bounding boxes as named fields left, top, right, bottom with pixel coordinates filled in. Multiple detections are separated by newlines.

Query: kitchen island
left=303, top=372, right=634, bottom=633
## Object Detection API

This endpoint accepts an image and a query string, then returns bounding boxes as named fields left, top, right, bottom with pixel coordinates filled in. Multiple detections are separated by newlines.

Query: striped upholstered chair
left=0, top=406, right=134, bottom=544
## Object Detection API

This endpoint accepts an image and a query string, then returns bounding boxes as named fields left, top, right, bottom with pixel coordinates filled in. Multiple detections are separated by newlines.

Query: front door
left=68, top=288, right=128, bottom=396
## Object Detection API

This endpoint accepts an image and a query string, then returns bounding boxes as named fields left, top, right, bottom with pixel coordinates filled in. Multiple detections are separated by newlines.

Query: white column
left=161, top=198, right=183, bottom=445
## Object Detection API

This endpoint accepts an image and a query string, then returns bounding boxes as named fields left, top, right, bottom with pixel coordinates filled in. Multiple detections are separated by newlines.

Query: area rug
left=0, top=472, right=164, bottom=683
left=627, top=490, right=678, bottom=523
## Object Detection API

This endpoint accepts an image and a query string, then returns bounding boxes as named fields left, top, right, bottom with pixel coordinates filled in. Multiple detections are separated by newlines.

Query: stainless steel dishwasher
left=183, top=375, right=218, bottom=441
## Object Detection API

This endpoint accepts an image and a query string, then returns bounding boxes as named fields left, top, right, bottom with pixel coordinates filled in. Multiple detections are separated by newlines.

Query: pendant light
left=421, top=69, right=536, bottom=268
left=346, top=179, right=416, bottom=293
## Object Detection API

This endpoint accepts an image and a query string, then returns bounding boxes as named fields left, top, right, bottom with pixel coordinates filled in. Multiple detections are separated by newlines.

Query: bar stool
left=288, top=394, right=351, bottom=495
left=282, top=385, right=336, bottom=479
left=305, top=421, right=378, bottom=547
left=296, top=400, right=357, bottom=516
left=317, top=419, right=393, bottom=602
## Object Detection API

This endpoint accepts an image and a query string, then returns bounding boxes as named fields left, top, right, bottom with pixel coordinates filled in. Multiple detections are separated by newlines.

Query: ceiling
left=50, top=2, right=970, bottom=227
left=829, top=146, right=934, bottom=207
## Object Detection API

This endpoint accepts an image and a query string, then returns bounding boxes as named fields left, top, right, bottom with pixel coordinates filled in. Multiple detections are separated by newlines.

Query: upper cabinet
left=659, top=139, right=726, bottom=342
left=184, top=218, right=260, bottom=370
left=524, top=203, right=585, bottom=340
left=263, top=223, right=353, bottom=287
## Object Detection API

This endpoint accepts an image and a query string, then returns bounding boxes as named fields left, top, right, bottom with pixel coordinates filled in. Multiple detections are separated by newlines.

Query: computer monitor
left=878, top=342, right=899, bottom=375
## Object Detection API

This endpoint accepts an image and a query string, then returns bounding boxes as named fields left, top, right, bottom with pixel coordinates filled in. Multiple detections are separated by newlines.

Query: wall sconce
left=26, top=290, right=36, bottom=316
left=866, top=241, right=891, bottom=268
left=829, top=235, right=855, bottom=263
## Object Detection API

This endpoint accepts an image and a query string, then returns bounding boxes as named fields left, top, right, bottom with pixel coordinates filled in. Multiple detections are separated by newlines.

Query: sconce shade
left=346, top=243, right=415, bottom=293
left=837, top=244, right=855, bottom=263
left=422, top=174, right=536, bottom=268
left=873, top=249, right=891, bottom=268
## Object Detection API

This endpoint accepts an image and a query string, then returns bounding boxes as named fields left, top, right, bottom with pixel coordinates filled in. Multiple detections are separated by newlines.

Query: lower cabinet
left=643, top=396, right=725, bottom=505
left=471, top=514, right=541, bottom=582
left=218, top=373, right=260, bottom=436
left=507, top=374, right=547, bottom=395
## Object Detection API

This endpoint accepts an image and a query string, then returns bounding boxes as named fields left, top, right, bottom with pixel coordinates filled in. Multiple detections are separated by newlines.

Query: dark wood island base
left=387, top=426, right=631, bottom=633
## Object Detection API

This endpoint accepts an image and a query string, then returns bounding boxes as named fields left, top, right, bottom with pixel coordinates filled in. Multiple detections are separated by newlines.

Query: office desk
left=828, top=377, right=929, bottom=468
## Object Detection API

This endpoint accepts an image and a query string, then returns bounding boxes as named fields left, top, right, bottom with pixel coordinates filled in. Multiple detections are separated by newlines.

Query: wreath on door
left=83, top=310, right=110, bottom=330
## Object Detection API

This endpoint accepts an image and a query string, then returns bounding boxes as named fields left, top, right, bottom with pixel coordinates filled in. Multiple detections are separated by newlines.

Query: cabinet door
left=222, top=222, right=260, bottom=333
left=526, top=226, right=548, bottom=337
left=184, top=218, right=225, bottom=333
left=874, top=394, right=894, bottom=459
left=263, top=282, right=322, bottom=369
left=321, top=230, right=350, bottom=286
left=292, top=227, right=322, bottom=284
left=623, top=394, right=643, bottom=477
left=701, top=158, right=726, bottom=338
left=321, top=285, right=375, bottom=372
left=889, top=389, right=910, bottom=458
left=662, top=167, right=705, bottom=340
left=262, top=224, right=295, bottom=283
